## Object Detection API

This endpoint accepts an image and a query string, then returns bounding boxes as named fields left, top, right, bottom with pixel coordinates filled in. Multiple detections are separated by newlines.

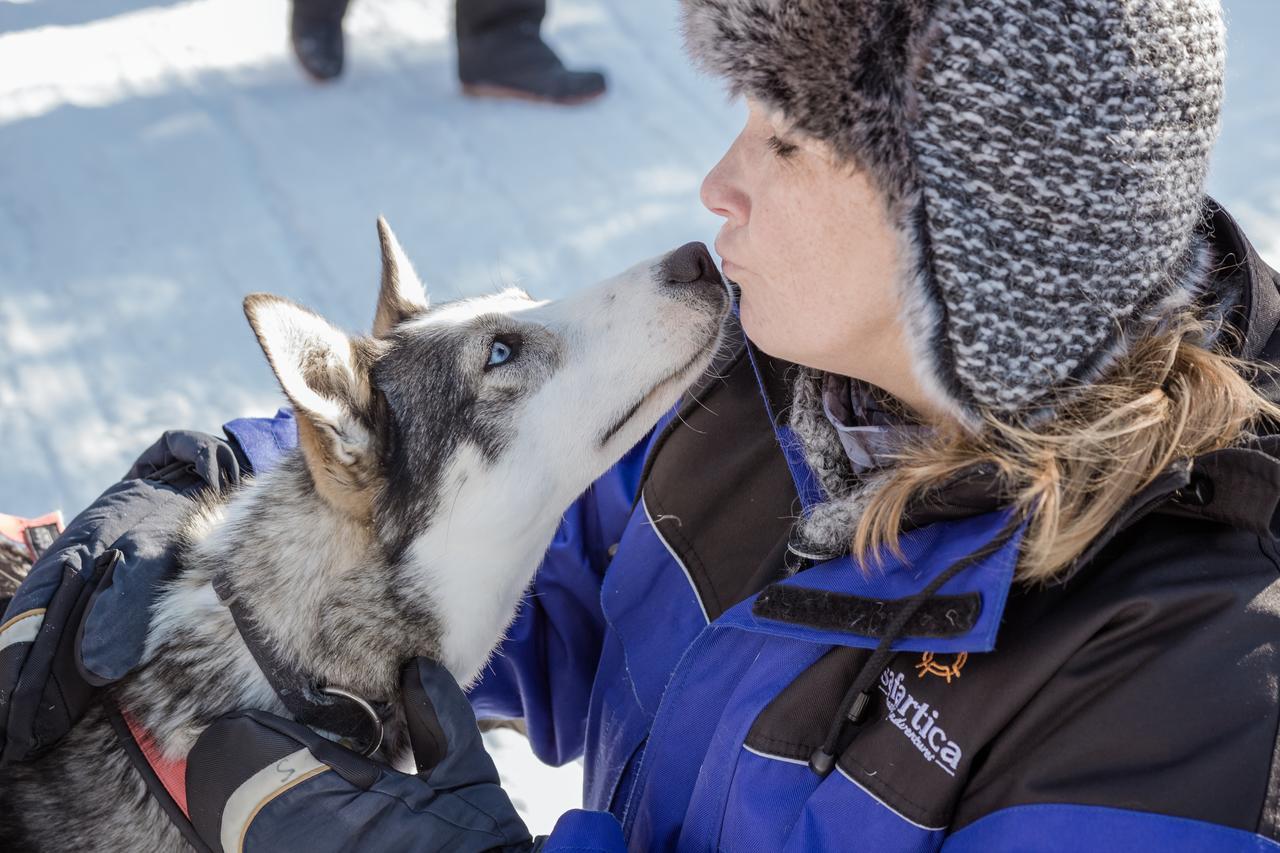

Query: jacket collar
left=720, top=507, right=1027, bottom=653
left=1207, top=199, right=1280, bottom=369
left=743, top=340, right=1025, bottom=652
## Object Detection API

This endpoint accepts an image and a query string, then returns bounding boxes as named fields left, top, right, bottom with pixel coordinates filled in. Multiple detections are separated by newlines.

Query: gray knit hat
left=682, top=0, right=1226, bottom=423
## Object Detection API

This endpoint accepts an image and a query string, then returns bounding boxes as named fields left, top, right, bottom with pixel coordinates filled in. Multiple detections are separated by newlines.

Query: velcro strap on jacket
left=752, top=586, right=982, bottom=638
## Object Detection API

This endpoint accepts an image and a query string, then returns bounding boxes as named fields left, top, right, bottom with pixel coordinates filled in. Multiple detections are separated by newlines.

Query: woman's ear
left=373, top=217, right=429, bottom=337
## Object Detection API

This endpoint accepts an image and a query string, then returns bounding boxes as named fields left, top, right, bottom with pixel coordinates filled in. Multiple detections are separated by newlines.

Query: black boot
left=290, top=0, right=351, bottom=82
left=456, top=0, right=606, bottom=105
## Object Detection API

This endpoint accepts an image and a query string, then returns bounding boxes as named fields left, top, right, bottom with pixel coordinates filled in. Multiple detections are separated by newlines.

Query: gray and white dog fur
left=0, top=221, right=729, bottom=852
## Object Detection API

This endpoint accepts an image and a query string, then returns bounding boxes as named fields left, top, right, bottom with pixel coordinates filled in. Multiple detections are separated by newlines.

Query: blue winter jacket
left=462, top=209, right=1280, bottom=851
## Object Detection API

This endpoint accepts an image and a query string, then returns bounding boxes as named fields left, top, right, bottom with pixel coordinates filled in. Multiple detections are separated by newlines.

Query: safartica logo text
left=878, top=669, right=963, bottom=776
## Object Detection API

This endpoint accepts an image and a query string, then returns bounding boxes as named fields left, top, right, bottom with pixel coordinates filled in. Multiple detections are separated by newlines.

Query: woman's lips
left=714, top=238, right=747, bottom=281
left=716, top=248, right=742, bottom=279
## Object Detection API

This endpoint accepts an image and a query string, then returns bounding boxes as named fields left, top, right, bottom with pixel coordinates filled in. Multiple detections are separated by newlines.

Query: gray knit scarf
left=788, top=369, right=926, bottom=564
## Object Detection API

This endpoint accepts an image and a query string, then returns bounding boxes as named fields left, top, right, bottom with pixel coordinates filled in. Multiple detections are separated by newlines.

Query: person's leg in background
left=287, top=0, right=606, bottom=104
left=456, top=0, right=606, bottom=104
left=290, top=0, right=350, bottom=81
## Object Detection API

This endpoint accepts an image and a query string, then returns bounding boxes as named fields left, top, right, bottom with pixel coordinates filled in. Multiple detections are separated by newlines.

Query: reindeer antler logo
left=915, top=651, right=967, bottom=683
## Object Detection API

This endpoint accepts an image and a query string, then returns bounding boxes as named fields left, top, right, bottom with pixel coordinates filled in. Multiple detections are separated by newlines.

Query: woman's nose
left=700, top=153, right=748, bottom=227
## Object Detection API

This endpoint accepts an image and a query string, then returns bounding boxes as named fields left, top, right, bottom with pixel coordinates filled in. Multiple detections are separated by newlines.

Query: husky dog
left=0, top=222, right=729, bottom=851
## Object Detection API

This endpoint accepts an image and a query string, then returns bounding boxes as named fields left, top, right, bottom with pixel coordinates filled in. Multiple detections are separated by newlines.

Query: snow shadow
left=0, top=0, right=191, bottom=35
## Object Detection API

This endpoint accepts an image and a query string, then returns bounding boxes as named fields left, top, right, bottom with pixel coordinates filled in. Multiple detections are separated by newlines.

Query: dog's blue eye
left=486, top=337, right=518, bottom=369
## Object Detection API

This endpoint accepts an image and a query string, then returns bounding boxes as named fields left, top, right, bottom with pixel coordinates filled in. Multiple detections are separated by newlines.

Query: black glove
left=185, top=658, right=533, bottom=852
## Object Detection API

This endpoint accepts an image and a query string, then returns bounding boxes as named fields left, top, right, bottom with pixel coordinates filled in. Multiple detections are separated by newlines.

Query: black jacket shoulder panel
left=640, top=329, right=798, bottom=621
left=952, top=512, right=1280, bottom=835
left=1204, top=200, right=1280, bottom=366
left=1257, top=534, right=1280, bottom=841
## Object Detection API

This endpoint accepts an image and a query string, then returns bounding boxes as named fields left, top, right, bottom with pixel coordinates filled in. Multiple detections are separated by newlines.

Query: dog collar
left=211, top=571, right=390, bottom=755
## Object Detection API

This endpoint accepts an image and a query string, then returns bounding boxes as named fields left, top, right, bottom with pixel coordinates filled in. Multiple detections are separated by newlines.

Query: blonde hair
left=855, top=314, right=1280, bottom=583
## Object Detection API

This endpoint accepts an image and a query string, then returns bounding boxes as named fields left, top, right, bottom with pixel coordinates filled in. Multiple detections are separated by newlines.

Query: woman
left=12, top=0, right=1280, bottom=849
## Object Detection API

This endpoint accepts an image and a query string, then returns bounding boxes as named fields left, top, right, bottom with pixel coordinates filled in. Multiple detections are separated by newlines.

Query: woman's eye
left=766, top=134, right=799, bottom=159
left=485, top=336, right=519, bottom=369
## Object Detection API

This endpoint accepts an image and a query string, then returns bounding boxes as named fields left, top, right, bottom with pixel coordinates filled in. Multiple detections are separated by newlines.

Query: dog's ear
left=373, top=217, right=428, bottom=337
left=244, top=294, right=379, bottom=514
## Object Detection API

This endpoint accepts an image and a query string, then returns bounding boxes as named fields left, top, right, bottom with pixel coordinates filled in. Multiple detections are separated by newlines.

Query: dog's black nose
left=661, top=242, right=720, bottom=286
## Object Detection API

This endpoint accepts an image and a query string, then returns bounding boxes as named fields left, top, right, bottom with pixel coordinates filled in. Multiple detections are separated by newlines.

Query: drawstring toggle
left=808, top=690, right=876, bottom=777
left=846, top=690, right=872, bottom=724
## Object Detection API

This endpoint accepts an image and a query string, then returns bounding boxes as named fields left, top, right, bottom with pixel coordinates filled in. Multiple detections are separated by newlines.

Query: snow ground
left=0, top=0, right=742, bottom=520
left=1, top=0, right=1277, bottom=835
